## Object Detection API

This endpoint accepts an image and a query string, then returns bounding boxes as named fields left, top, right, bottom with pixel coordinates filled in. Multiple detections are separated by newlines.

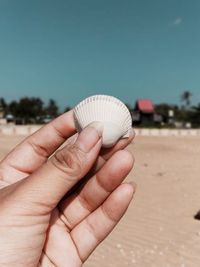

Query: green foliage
left=9, top=97, right=44, bottom=120
left=5, top=97, right=60, bottom=123
left=0, top=93, right=199, bottom=127
left=181, top=91, right=192, bottom=107
left=189, top=104, right=200, bottom=127
left=154, top=103, right=200, bottom=127
left=44, top=99, right=59, bottom=117
left=64, top=106, right=71, bottom=113
left=155, top=103, right=179, bottom=117
left=0, top=98, right=7, bottom=109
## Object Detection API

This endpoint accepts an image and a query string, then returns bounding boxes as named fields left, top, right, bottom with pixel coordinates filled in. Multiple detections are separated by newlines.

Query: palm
left=0, top=111, right=134, bottom=267
left=41, top=208, right=83, bottom=267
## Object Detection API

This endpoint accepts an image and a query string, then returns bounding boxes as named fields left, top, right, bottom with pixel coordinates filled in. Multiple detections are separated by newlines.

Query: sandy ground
left=0, top=134, right=200, bottom=267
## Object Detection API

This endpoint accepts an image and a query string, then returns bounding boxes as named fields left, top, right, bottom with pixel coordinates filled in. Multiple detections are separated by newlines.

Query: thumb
left=14, top=122, right=103, bottom=213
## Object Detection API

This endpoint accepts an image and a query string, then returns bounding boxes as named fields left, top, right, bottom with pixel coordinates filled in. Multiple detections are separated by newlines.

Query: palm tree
left=181, top=91, right=192, bottom=108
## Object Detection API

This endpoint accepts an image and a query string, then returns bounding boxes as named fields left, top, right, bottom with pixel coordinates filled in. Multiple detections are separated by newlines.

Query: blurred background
left=0, top=1, right=200, bottom=267
left=0, top=0, right=200, bottom=128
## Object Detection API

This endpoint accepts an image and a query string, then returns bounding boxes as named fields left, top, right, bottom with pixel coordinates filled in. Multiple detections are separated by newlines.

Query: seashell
left=73, top=95, right=132, bottom=148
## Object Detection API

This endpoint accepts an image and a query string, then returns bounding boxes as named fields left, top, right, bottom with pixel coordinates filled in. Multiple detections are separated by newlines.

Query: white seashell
left=73, top=95, right=132, bottom=148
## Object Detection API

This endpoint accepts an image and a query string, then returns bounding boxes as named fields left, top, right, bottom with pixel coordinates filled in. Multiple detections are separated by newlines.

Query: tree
left=8, top=97, right=44, bottom=122
left=45, top=99, right=59, bottom=117
left=155, top=103, right=180, bottom=122
left=0, top=97, right=7, bottom=109
left=8, top=100, right=18, bottom=115
left=64, top=106, right=71, bottom=113
left=181, top=91, right=192, bottom=108
left=0, top=97, right=7, bottom=116
left=19, top=97, right=44, bottom=119
left=155, top=103, right=172, bottom=117
left=189, top=103, right=200, bottom=127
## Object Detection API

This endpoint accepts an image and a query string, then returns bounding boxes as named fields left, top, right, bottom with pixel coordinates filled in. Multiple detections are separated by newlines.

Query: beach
left=0, top=134, right=200, bottom=267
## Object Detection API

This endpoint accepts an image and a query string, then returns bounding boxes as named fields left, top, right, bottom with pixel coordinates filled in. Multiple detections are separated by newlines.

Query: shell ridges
left=73, top=95, right=132, bottom=147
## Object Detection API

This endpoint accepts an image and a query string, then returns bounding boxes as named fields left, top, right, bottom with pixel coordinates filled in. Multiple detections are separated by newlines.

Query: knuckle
left=51, top=144, right=86, bottom=177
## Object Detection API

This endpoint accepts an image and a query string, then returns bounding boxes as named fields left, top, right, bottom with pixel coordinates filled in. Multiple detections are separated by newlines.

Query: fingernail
left=123, top=128, right=135, bottom=139
left=76, top=122, right=103, bottom=152
left=129, top=128, right=135, bottom=138
left=89, top=121, right=104, bottom=137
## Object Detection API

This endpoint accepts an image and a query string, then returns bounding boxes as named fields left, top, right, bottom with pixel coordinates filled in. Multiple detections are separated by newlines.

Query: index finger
left=1, top=111, right=76, bottom=179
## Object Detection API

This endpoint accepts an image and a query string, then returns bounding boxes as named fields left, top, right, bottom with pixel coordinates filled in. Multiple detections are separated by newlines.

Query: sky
left=0, top=0, right=200, bottom=110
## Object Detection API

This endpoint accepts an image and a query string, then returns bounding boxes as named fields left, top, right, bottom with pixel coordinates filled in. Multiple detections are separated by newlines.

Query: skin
left=0, top=111, right=136, bottom=267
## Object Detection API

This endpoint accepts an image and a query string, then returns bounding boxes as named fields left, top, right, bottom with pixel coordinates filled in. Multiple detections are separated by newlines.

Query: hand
left=0, top=111, right=136, bottom=267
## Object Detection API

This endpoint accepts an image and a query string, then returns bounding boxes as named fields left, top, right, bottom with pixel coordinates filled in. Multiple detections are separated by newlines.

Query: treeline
left=0, top=91, right=200, bottom=127
left=154, top=103, right=200, bottom=128
left=155, top=91, right=200, bottom=128
left=0, top=97, right=70, bottom=124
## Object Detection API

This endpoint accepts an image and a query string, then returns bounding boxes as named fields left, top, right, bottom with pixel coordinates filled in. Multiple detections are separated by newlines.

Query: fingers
left=13, top=123, right=103, bottom=213
left=71, top=183, right=135, bottom=262
left=91, top=129, right=135, bottom=173
left=1, top=111, right=76, bottom=182
left=59, top=150, right=134, bottom=229
left=100, top=128, right=135, bottom=161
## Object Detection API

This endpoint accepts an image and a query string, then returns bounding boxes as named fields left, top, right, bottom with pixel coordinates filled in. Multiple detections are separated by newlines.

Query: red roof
left=136, top=99, right=154, bottom=113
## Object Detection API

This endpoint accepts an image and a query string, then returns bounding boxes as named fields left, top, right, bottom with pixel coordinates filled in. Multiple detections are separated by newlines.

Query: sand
left=0, top=134, right=200, bottom=267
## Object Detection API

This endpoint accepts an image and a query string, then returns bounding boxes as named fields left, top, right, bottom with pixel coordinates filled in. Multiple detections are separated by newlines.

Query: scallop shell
left=73, top=95, right=132, bottom=148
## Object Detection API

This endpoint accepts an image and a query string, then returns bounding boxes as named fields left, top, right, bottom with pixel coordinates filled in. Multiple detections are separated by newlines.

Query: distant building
left=132, top=99, right=162, bottom=125
left=135, top=99, right=154, bottom=123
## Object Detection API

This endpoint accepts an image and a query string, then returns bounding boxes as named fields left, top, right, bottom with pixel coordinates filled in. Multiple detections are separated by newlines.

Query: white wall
left=0, top=125, right=199, bottom=137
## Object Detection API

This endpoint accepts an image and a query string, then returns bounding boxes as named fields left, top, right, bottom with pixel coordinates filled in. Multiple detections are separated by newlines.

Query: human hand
left=0, top=111, right=136, bottom=267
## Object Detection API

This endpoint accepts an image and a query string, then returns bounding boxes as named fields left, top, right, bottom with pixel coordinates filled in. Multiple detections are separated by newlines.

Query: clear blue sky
left=0, top=0, right=200, bottom=110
